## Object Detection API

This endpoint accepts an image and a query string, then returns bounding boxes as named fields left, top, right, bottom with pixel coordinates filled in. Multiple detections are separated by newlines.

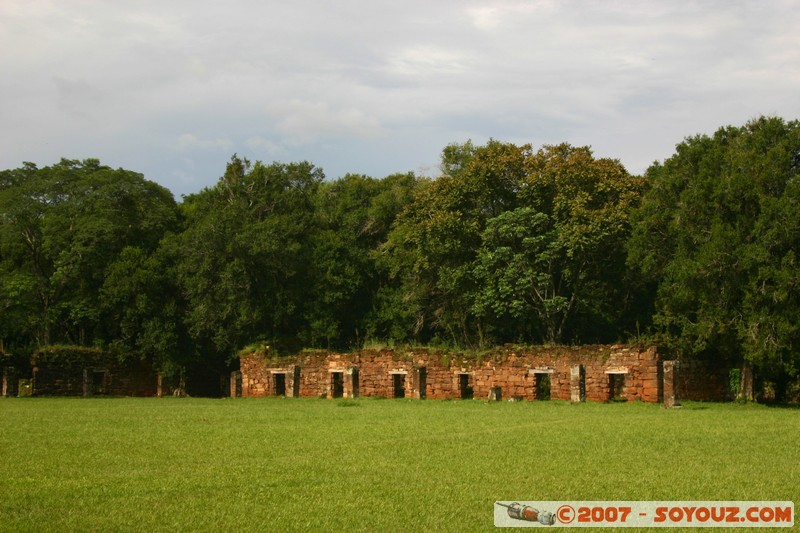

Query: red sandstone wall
left=240, top=345, right=664, bottom=403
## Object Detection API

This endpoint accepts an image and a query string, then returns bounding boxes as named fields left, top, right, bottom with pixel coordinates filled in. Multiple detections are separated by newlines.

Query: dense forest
left=2, top=116, right=799, bottom=399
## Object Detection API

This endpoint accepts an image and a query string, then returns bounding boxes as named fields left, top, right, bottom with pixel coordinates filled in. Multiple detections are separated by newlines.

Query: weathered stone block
left=570, top=365, right=586, bottom=403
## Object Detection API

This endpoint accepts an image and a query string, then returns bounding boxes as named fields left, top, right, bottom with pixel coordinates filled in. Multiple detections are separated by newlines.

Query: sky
left=2, top=0, right=799, bottom=199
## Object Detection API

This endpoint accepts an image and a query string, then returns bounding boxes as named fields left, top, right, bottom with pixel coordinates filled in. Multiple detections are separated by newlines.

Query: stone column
left=570, top=365, right=586, bottom=403
left=413, top=367, right=427, bottom=399
left=290, top=365, right=301, bottom=397
left=662, top=361, right=680, bottom=408
left=346, top=366, right=359, bottom=398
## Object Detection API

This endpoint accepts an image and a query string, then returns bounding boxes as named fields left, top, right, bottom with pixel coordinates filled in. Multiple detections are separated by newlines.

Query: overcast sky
left=2, top=1, right=799, bottom=198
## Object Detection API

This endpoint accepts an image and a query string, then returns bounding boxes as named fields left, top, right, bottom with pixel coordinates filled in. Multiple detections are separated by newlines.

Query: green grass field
left=0, top=397, right=797, bottom=532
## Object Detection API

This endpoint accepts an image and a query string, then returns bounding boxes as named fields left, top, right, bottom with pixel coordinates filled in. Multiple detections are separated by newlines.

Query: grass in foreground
left=0, top=397, right=797, bottom=532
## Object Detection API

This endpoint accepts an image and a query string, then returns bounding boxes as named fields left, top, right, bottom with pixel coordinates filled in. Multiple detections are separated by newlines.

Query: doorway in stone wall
left=458, top=373, right=473, bottom=399
left=392, top=373, right=406, bottom=398
left=92, top=370, right=108, bottom=395
left=607, top=372, right=626, bottom=402
left=534, top=373, right=551, bottom=400
left=273, top=372, right=286, bottom=396
left=331, top=371, right=344, bottom=398
left=528, top=369, right=553, bottom=400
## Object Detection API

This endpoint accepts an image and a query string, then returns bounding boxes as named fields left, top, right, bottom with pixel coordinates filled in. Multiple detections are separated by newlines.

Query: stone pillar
left=83, top=368, right=91, bottom=397
left=230, top=371, right=242, bottom=398
left=570, top=365, right=586, bottom=403
left=290, top=365, right=301, bottom=397
left=413, top=367, right=427, bottom=399
left=346, top=366, right=359, bottom=398
left=662, top=361, right=680, bottom=408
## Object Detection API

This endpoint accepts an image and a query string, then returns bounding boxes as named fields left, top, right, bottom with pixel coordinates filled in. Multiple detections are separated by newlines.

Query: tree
left=473, top=144, right=643, bottom=344
left=306, top=172, right=420, bottom=348
left=384, top=140, right=643, bottom=347
left=173, top=155, right=323, bottom=357
left=628, top=116, right=800, bottom=399
left=98, top=243, right=188, bottom=377
left=0, top=159, right=178, bottom=351
left=382, top=141, right=523, bottom=346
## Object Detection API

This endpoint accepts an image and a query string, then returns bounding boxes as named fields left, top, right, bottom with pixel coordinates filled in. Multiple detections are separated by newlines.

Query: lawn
left=0, top=397, right=797, bottom=532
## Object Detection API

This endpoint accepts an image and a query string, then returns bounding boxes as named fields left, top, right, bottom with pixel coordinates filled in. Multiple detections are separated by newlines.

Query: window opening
left=608, top=373, right=626, bottom=401
left=534, top=373, right=551, bottom=400
left=273, top=373, right=286, bottom=396
left=331, top=371, right=344, bottom=398
left=392, top=373, right=405, bottom=398
left=92, top=370, right=107, bottom=395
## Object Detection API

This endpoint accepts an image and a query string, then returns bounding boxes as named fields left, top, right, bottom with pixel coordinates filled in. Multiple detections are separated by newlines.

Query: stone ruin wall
left=239, top=345, right=670, bottom=403
left=1, top=346, right=731, bottom=401
left=30, top=360, right=160, bottom=397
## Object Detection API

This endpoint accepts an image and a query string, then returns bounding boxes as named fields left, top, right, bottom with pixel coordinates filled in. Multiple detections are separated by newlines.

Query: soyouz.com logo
left=493, top=501, right=794, bottom=528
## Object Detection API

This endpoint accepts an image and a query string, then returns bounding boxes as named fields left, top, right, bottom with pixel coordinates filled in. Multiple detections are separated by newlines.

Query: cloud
left=244, top=136, right=287, bottom=158
left=176, top=134, right=233, bottom=152
left=269, top=100, right=385, bottom=145
left=385, top=45, right=470, bottom=78
left=52, top=76, right=104, bottom=118
left=466, top=1, right=557, bottom=31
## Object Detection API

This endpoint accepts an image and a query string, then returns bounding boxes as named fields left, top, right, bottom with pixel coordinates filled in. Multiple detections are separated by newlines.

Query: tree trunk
left=738, top=361, right=755, bottom=401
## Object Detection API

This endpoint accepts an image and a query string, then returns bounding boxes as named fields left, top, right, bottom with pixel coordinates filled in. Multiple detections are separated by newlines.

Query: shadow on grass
left=682, top=404, right=710, bottom=410
left=764, top=402, right=800, bottom=410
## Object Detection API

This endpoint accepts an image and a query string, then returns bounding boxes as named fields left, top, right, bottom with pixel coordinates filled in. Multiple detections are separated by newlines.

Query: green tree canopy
left=306, top=172, right=421, bottom=348
left=172, top=155, right=323, bottom=357
left=384, top=140, right=644, bottom=347
left=0, top=159, right=178, bottom=352
left=628, top=116, right=800, bottom=392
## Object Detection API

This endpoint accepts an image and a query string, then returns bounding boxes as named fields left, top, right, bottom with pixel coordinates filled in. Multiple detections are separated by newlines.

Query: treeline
left=1, top=116, right=799, bottom=398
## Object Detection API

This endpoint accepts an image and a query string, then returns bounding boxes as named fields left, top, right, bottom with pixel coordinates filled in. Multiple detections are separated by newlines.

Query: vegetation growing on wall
left=30, top=345, right=106, bottom=368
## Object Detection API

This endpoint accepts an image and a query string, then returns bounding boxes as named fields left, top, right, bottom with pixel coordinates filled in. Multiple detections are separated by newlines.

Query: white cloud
left=385, top=45, right=471, bottom=78
left=52, top=76, right=104, bottom=118
left=466, top=1, right=557, bottom=31
left=245, top=136, right=287, bottom=158
left=269, top=100, right=385, bottom=145
left=176, top=134, right=233, bottom=152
